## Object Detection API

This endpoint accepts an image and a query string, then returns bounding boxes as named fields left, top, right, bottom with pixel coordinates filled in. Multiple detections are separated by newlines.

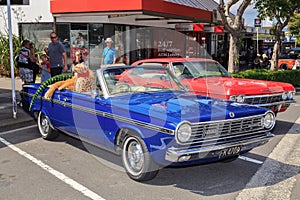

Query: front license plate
left=218, top=146, right=241, bottom=158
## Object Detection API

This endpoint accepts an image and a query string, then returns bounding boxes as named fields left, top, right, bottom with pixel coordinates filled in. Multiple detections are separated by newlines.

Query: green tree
left=0, top=33, right=23, bottom=76
left=255, top=0, right=300, bottom=71
left=288, top=12, right=300, bottom=45
left=218, top=0, right=252, bottom=73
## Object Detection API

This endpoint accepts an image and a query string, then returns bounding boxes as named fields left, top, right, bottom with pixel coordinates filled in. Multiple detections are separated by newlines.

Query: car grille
left=243, top=94, right=283, bottom=105
left=177, top=115, right=266, bottom=149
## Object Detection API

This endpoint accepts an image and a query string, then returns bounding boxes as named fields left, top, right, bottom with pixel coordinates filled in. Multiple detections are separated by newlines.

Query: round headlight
left=282, top=92, right=288, bottom=100
left=176, top=122, right=192, bottom=143
left=263, top=112, right=276, bottom=130
left=229, top=95, right=245, bottom=103
left=236, top=95, right=245, bottom=103
left=229, top=96, right=236, bottom=101
left=287, top=91, right=294, bottom=100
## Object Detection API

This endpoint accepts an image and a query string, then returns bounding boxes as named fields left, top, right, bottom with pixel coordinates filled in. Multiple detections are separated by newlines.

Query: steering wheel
left=115, top=83, right=132, bottom=93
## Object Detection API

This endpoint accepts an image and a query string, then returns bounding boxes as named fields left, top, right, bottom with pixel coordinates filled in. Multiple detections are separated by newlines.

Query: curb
left=0, top=106, right=36, bottom=132
left=0, top=119, right=36, bottom=133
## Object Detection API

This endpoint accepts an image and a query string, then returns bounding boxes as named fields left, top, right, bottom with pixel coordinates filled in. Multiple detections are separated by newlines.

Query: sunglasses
left=50, top=36, right=57, bottom=39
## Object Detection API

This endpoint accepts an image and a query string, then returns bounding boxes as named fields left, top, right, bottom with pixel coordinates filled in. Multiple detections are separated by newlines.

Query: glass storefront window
left=153, top=28, right=184, bottom=58
left=88, top=24, right=104, bottom=69
left=56, top=23, right=71, bottom=61
left=114, top=25, right=126, bottom=64
left=19, top=23, right=53, bottom=51
left=69, top=24, right=88, bottom=68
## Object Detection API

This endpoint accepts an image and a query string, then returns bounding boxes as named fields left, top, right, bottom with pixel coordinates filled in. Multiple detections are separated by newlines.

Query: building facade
left=47, top=0, right=226, bottom=69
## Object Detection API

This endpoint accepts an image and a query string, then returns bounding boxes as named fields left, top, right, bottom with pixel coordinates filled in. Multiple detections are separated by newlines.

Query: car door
left=47, top=85, right=107, bottom=146
left=69, top=91, right=107, bottom=146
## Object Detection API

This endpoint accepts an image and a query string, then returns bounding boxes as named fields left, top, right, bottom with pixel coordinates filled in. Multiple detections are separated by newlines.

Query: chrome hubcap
left=41, top=116, right=49, bottom=134
left=127, top=141, right=144, bottom=172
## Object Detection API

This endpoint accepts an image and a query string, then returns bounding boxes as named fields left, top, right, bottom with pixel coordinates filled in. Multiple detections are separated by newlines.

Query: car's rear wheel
left=280, top=64, right=288, bottom=70
left=37, top=111, right=59, bottom=140
left=121, top=134, right=159, bottom=181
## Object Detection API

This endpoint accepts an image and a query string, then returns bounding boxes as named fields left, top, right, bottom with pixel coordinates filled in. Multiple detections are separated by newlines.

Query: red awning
left=50, top=0, right=212, bottom=23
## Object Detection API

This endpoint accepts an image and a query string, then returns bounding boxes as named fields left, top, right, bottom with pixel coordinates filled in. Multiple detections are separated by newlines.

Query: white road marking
left=238, top=155, right=263, bottom=164
left=0, top=124, right=37, bottom=136
left=236, top=116, right=300, bottom=200
left=0, top=136, right=105, bottom=200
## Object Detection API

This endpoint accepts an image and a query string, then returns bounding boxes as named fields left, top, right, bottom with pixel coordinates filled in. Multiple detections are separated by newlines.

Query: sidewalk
left=0, top=77, right=36, bottom=132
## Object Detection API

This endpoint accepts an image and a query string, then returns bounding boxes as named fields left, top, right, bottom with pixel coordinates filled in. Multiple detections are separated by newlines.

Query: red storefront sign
left=193, top=24, right=204, bottom=32
left=214, top=26, right=224, bottom=33
left=175, top=24, right=204, bottom=32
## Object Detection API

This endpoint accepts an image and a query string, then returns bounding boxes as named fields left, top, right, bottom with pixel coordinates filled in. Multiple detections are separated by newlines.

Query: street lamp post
left=254, top=18, right=261, bottom=54
left=7, top=0, right=17, bottom=118
left=257, top=27, right=259, bottom=54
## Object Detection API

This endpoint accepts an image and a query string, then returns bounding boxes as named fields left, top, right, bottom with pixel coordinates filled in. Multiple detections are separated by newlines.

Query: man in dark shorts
left=45, top=32, right=68, bottom=77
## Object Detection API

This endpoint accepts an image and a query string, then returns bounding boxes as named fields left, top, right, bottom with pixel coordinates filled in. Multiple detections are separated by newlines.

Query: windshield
left=98, top=66, right=186, bottom=96
left=172, top=61, right=231, bottom=78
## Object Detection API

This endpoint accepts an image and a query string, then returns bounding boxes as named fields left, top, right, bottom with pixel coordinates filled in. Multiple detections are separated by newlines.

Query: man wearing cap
left=101, top=38, right=117, bottom=65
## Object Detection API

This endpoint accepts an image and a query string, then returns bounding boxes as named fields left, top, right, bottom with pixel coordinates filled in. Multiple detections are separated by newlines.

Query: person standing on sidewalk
left=29, top=42, right=40, bottom=83
left=17, top=39, right=35, bottom=84
left=39, top=54, right=51, bottom=82
left=101, top=38, right=117, bottom=65
left=45, top=32, right=68, bottom=77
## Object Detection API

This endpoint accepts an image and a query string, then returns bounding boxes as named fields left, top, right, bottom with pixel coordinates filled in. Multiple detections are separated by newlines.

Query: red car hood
left=185, top=76, right=295, bottom=99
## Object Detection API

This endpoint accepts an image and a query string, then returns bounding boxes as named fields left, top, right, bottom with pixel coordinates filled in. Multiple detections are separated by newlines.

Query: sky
left=214, top=0, right=273, bottom=26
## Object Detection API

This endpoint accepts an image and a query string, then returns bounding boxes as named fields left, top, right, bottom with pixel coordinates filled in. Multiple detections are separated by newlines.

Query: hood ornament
left=229, top=112, right=235, bottom=118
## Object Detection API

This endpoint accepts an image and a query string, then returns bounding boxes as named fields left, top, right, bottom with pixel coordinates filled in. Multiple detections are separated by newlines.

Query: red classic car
left=132, top=58, right=296, bottom=114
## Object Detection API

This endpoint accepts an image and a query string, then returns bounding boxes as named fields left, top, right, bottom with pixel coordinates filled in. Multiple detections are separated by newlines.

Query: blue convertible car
left=21, top=66, right=275, bottom=181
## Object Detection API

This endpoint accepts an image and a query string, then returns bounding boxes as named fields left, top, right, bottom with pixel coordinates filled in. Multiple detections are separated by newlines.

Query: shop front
left=49, top=0, right=221, bottom=69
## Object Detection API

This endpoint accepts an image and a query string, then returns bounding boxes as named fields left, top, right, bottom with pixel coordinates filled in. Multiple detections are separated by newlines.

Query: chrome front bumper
left=256, top=99, right=296, bottom=108
left=165, top=132, right=274, bottom=162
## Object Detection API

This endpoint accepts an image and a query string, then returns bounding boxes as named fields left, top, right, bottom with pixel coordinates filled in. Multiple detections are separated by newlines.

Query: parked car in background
left=278, top=47, right=300, bottom=70
left=20, top=65, right=275, bottom=181
left=132, top=58, right=296, bottom=114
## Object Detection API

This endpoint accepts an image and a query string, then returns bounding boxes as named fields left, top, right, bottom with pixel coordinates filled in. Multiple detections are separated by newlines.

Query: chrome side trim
left=22, top=91, right=174, bottom=135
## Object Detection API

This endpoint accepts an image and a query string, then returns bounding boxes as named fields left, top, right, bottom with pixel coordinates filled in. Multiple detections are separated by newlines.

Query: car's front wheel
left=37, top=111, right=59, bottom=140
left=121, top=134, right=159, bottom=182
left=280, top=64, right=288, bottom=70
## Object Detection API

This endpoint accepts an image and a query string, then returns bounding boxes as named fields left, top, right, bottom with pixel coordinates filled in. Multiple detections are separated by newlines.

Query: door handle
left=63, top=97, right=71, bottom=103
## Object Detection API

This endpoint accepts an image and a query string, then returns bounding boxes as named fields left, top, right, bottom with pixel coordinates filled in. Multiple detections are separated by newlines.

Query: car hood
left=108, top=92, right=268, bottom=128
left=191, top=77, right=295, bottom=95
